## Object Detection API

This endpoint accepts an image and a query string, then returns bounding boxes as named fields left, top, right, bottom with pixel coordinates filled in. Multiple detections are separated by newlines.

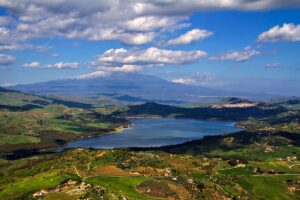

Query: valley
left=1, top=2, right=299, bottom=199
left=0, top=87, right=300, bottom=199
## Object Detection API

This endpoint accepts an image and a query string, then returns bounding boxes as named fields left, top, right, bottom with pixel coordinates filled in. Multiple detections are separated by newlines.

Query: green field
left=86, top=175, right=151, bottom=200
left=0, top=134, right=41, bottom=145
left=236, top=175, right=300, bottom=200
left=0, top=172, right=79, bottom=200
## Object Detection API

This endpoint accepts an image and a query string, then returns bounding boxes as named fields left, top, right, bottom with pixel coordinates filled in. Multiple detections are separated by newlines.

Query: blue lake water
left=61, top=118, right=242, bottom=149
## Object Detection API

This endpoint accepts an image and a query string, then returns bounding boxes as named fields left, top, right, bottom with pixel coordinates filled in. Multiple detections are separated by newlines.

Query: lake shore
left=60, top=118, right=242, bottom=150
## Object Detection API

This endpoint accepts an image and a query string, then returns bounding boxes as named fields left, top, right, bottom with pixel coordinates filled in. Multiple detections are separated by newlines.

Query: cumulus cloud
left=22, top=61, right=79, bottom=69
left=103, top=65, right=142, bottom=72
left=77, top=65, right=142, bottom=79
left=47, top=62, right=80, bottom=69
left=211, top=46, right=260, bottom=62
left=172, top=78, right=198, bottom=85
left=172, top=72, right=223, bottom=87
left=0, top=16, right=15, bottom=26
left=258, top=23, right=300, bottom=42
left=0, top=43, right=32, bottom=51
left=0, top=0, right=298, bottom=47
left=133, top=0, right=300, bottom=15
left=123, top=16, right=187, bottom=32
left=0, top=1, right=170, bottom=45
left=81, top=47, right=206, bottom=79
left=0, top=54, right=15, bottom=65
left=93, top=47, right=207, bottom=68
left=0, top=27, right=10, bottom=37
left=77, top=71, right=110, bottom=79
left=167, top=29, right=213, bottom=45
left=22, top=61, right=41, bottom=68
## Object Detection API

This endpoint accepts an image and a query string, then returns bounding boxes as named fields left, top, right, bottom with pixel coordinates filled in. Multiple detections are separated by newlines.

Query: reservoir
left=61, top=118, right=242, bottom=149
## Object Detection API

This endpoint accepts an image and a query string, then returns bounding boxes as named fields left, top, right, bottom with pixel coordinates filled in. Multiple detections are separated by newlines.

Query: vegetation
left=0, top=89, right=129, bottom=158
left=1, top=88, right=300, bottom=199
left=0, top=147, right=299, bottom=199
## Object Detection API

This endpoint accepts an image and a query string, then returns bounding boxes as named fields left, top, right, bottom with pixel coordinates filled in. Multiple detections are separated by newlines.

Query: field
left=0, top=147, right=298, bottom=199
left=236, top=175, right=300, bottom=200
left=0, top=89, right=129, bottom=158
left=87, top=176, right=151, bottom=200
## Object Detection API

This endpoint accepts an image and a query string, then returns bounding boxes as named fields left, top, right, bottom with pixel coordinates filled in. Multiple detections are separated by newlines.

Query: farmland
left=0, top=148, right=299, bottom=199
left=0, top=89, right=300, bottom=199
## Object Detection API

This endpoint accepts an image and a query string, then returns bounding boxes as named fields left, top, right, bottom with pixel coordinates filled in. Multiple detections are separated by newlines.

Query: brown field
left=92, top=164, right=131, bottom=176
left=137, top=179, right=193, bottom=200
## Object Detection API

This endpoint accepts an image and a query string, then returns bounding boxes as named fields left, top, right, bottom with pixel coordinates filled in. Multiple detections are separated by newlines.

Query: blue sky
left=0, top=1, right=300, bottom=95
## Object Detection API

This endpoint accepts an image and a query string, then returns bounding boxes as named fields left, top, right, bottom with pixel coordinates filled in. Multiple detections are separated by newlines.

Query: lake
left=61, top=118, right=242, bottom=149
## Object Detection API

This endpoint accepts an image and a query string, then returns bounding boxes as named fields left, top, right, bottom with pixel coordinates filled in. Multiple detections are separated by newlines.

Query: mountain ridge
left=9, top=72, right=279, bottom=102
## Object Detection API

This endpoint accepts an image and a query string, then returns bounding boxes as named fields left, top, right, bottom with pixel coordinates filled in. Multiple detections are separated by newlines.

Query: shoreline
left=0, top=122, right=132, bottom=160
left=1, top=118, right=243, bottom=160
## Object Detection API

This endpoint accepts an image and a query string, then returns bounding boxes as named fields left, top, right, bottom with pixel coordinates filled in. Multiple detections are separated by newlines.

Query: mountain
left=9, top=73, right=275, bottom=102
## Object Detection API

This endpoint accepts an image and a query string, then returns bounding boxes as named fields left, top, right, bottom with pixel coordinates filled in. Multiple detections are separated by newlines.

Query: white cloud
left=167, top=29, right=213, bottom=45
left=0, top=54, right=15, bottom=65
left=0, top=83, right=16, bottom=87
left=0, top=16, right=14, bottom=26
left=0, top=27, right=9, bottom=37
left=104, top=65, right=142, bottom=72
left=82, top=47, right=206, bottom=79
left=0, top=1, right=164, bottom=45
left=266, top=62, right=281, bottom=68
left=124, top=16, right=187, bottom=32
left=0, top=0, right=298, bottom=47
left=0, top=43, right=32, bottom=51
left=172, top=78, right=198, bottom=85
left=172, top=72, right=223, bottom=87
left=258, top=23, right=300, bottom=42
left=36, top=45, right=52, bottom=52
left=22, top=61, right=41, bottom=68
left=77, top=65, right=142, bottom=79
left=50, top=62, right=80, bottom=69
left=77, top=71, right=110, bottom=79
left=22, top=61, right=80, bottom=69
left=95, top=47, right=207, bottom=67
left=211, top=46, right=260, bottom=62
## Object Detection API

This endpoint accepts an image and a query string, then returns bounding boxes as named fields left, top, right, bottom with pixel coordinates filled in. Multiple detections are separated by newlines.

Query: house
left=33, top=189, right=48, bottom=198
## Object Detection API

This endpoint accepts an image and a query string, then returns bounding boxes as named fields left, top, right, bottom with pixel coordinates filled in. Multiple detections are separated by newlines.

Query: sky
left=0, top=0, right=300, bottom=96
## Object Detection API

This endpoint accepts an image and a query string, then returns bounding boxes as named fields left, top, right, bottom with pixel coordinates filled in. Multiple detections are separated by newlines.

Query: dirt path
left=73, top=166, right=81, bottom=177
left=288, top=164, right=300, bottom=168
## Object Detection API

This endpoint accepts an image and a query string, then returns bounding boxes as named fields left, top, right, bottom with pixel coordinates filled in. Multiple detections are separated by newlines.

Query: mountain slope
left=10, top=73, right=273, bottom=102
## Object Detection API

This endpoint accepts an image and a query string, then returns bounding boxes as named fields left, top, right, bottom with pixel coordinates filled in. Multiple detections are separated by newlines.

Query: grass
left=218, top=167, right=254, bottom=176
left=49, top=119, right=90, bottom=134
left=236, top=175, right=300, bottom=200
left=45, top=192, right=74, bottom=200
left=86, top=175, right=151, bottom=200
left=0, top=134, right=41, bottom=145
left=210, top=144, right=300, bottom=162
left=220, top=184, right=240, bottom=197
left=0, top=172, right=79, bottom=200
left=0, top=92, right=47, bottom=106
left=249, top=161, right=300, bottom=174
left=85, top=122, right=112, bottom=129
